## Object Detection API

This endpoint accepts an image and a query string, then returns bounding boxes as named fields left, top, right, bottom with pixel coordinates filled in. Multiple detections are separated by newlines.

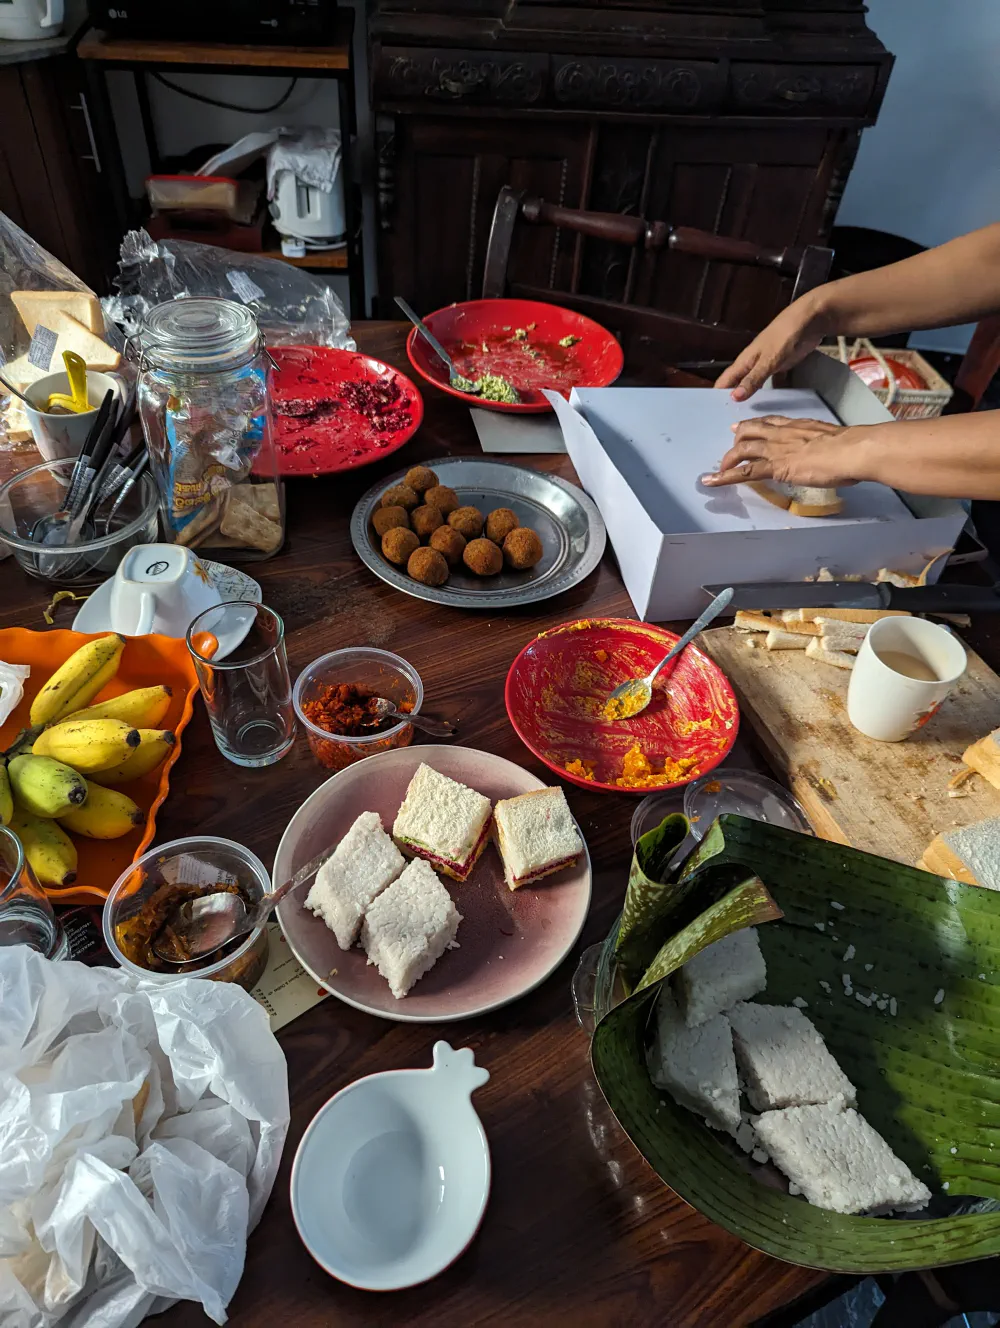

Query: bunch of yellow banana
left=1, top=637, right=180, bottom=884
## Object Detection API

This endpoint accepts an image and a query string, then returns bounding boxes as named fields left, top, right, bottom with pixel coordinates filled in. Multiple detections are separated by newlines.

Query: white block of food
left=361, top=858, right=462, bottom=998
left=646, top=985, right=740, bottom=1135
left=728, top=1002, right=856, bottom=1111
left=677, top=927, right=767, bottom=1028
left=304, top=811, right=405, bottom=950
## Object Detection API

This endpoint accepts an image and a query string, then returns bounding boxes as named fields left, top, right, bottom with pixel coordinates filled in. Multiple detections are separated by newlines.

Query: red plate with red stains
left=505, top=618, right=739, bottom=794
left=405, top=298, right=624, bottom=413
left=269, top=346, right=424, bottom=476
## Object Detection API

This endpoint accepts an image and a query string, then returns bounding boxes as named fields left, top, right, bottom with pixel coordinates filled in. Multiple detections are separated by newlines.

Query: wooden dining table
left=8, top=320, right=975, bottom=1328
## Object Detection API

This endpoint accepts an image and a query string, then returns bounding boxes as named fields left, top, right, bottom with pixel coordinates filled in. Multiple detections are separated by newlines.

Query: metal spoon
left=0, top=369, right=34, bottom=407
left=364, top=696, right=456, bottom=738
left=395, top=296, right=519, bottom=402
left=601, top=587, right=735, bottom=721
left=152, top=846, right=334, bottom=966
left=394, top=296, right=483, bottom=393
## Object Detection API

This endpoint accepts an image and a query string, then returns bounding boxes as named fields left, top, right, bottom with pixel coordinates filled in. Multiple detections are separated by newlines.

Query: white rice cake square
left=304, top=811, right=405, bottom=950
left=361, top=858, right=462, bottom=999
left=728, top=1002, right=856, bottom=1112
left=677, top=927, right=767, bottom=1027
left=646, top=985, right=740, bottom=1135
left=755, top=1099, right=931, bottom=1214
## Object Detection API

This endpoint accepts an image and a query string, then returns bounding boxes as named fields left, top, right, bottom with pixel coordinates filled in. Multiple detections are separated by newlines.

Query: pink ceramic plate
left=273, top=745, right=592, bottom=1023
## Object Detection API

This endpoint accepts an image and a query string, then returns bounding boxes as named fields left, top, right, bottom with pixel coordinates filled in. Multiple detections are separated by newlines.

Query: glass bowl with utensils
left=0, top=458, right=158, bottom=585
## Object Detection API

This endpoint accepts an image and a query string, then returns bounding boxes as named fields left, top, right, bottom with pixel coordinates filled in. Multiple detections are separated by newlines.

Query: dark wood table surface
left=3, top=321, right=922, bottom=1328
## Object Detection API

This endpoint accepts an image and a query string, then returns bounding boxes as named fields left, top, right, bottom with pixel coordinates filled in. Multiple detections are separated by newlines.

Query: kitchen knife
left=703, top=581, right=1000, bottom=614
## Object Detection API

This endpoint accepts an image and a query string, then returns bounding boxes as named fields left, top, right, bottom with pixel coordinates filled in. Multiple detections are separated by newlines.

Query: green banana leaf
left=591, top=814, right=1000, bottom=1272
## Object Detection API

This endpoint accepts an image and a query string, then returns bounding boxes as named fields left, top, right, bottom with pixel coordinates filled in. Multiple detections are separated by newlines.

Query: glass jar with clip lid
left=136, top=298, right=284, bottom=561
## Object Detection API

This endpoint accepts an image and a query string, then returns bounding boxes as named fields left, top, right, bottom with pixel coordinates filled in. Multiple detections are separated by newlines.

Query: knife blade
left=703, top=581, right=1000, bottom=614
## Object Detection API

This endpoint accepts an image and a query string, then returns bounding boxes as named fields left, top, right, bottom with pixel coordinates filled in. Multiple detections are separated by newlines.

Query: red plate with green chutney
left=505, top=618, right=739, bottom=794
left=405, top=298, right=624, bottom=413
left=269, top=346, right=424, bottom=476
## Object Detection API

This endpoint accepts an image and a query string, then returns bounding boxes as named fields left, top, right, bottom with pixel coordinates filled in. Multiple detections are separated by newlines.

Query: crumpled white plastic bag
left=0, top=948, right=290, bottom=1328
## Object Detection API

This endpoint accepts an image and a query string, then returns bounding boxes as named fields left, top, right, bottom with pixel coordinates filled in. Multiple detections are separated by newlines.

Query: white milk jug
left=0, top=0, right=65, bottom=41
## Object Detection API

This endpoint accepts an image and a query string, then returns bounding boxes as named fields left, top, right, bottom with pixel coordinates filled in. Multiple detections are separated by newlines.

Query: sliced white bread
left=765, top=628, right=809, bottom=651
left=11, top=288, right=104, bottom=337
left=962, top=730, right=1000, bottom=791
left=788, top=607, right=910, bottom=625
left=918, top=817, right=1000, bottom=890
left=734, top=610, right=779, bottom=633
left=749, top=480, right=843, bottom=518
left=816, top=617, right=869, bottom=654
left=805, top=637, right=855, bottom=670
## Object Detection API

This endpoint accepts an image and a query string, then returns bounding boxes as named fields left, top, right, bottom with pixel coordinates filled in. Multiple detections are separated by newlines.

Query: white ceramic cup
left=110, top=543, right=221, bottom=638
left=847, top=617, right=967, bottom=742
left=23, top=370, right=124, bottom=463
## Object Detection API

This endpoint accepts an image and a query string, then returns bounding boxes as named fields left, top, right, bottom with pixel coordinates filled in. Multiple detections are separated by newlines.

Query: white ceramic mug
left=847, top=617, right=967, bottom=742
left=110, top=544, right=221, bottom=638
left=24, top=370, right=124, bottom=463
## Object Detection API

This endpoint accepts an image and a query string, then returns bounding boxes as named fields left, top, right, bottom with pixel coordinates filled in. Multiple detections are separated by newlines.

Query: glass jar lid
left=137, top=298, right=260, bottom=372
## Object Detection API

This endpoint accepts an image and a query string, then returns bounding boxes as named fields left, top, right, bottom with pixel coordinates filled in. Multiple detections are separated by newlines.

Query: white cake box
left=545, top=351, right=966, bottom=622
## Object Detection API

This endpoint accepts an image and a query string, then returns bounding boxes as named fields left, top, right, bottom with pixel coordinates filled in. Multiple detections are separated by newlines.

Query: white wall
left=836, top=0, right=1000, bottom=354
left=105, top=0, right=375, bottom=311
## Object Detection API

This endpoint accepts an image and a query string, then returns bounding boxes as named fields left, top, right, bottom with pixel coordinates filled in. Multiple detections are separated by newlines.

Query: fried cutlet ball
left=448, top=505, right=484, bottom=540
left=372, top=505, right=410, bottom=538
left=429, top=525, right=466, bottom=566
left=485, top=507, right=519, bottom=544
left=407, top=546, right=449, bottom=586
left=404, top=465, right=438, bottom=494
left=463, top=537, right=503, bottom=577
left=503, top=526, right=544, bottom=570
left=381, top=483, right=419, bottom=512
left=424, top=484, right=460, bottom=515
left=382, top=526, right=420, bottom=566
left=411, top=504, right=444, bottom=539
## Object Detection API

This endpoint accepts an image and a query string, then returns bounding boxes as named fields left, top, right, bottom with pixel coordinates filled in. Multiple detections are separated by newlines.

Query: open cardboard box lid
left=545, top=351, right=966, bottom=622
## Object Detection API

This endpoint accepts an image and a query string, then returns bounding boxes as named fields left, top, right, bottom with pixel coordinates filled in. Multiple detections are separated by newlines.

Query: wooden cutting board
left=699, top=625, right=1000, bottom=868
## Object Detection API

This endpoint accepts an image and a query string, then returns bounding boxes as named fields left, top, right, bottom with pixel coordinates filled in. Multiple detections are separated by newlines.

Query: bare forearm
left=811, top=224, right=1000, bottom=339
left=849, top=411, right=1000, bottom=499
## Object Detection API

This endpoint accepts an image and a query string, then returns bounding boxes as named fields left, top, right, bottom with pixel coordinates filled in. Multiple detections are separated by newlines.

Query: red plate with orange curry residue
left=504, top=618, right=739, bottom=794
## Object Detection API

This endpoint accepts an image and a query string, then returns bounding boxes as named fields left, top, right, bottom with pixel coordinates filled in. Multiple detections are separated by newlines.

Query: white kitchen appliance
left=0, top=0, right=64, bottom=40
left=268, top=128, right=345, bottom=254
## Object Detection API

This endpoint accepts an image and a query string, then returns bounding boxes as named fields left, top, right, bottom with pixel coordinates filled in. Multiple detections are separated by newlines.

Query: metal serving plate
left=350, top=457, right=606, bottom=609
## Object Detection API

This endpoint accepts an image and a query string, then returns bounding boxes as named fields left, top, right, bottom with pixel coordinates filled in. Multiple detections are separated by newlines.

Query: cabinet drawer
left=552, top=56, right=724, bottom=112
left=729, top=63, right=878, bottom=115
left=375, top=46, right=547, bottom=105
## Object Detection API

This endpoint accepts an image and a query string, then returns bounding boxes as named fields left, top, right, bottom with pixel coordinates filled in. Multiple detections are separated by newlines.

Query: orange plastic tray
left=0, top=628, right=199, bottom=906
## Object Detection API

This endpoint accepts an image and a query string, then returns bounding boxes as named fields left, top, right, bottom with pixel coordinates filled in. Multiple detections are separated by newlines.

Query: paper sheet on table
left=250, top=920, right=329, bottom=1032
left=0, top=948, right=290, bottom=1327
left=470, top=408, right=567, bottom=454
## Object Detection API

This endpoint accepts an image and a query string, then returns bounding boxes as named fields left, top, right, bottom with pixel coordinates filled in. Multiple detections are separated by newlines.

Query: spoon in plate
left=394, top=296, right=518, bottom=402
left=601, top=587, right=735, bottom=721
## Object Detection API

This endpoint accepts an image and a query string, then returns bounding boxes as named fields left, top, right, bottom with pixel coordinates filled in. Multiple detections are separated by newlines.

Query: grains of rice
left=889, top=997, right=898, bottom=1016
left=830, top=901, right=844, bottom=910
left=934, top=988, right=945, bottom=1005
left=843, top=944, right=856, bottom=962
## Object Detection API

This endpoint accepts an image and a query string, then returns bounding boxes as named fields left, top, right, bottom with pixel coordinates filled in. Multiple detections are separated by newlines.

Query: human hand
left=701, top=415, right=868, bottom=489
left=714, top=294, right=828, bottom=401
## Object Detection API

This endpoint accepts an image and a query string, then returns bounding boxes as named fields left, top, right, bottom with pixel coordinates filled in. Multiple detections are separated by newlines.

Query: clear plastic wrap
left=0, top=947, right=290, bottom=1327
left=0, top=213, right=111, bottom=449
left=104, top=229, right=354, bottom=351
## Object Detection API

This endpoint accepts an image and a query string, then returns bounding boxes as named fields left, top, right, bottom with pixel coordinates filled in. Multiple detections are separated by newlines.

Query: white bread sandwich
left=749, top=480, right=843, bottom=518
left=361, top=857, right=461, bottom=998
left=963, top=729, right=1000, bottom=791
left=646, top=985, right=741, bottom=1135
left=727, top=1002, right=856, bottom=1111
left=493, top=786, right=584, bottom=890
left=815, top=617, right=869, bottom=654
left=765, top=628, right=809, bottom=651
left=918, top=816, right=1000, bottom=890
left=392, top=762, right=493, bottom=882
left=805, top=637, right=855, bottom=670
left=754, top=1098, right=931, bottom=1214
left=304, top=810, right=405, bottom=949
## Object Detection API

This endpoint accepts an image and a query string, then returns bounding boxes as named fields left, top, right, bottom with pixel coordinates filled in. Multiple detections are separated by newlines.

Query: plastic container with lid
left=136, top=297, right=284, bottom=562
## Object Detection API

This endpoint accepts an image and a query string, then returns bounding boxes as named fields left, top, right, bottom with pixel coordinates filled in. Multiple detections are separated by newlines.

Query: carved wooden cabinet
left=370, top=1, right=893, bottom=331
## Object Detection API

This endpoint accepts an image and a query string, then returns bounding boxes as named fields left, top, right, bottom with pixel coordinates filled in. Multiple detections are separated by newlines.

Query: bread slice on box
left=749, top=480, right=843, bottom=518
left=918, top=817, right=1000, bottom=890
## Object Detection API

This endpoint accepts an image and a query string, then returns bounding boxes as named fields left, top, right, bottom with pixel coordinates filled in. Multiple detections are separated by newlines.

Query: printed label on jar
left=165, top=854, right=239, bottom=889
left=27, top=325, right=58, bottom=371
left=226, top=270, right=267, bottom=305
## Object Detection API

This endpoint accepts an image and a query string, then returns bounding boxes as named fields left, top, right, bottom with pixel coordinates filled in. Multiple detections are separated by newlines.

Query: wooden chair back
left=482, top=186, right=833, bottom=381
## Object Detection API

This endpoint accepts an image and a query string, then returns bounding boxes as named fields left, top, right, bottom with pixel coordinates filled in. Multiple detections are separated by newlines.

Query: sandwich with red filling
left=493, top=787, right=584, bottom=890
left=392, top=762, right=493, bottom=882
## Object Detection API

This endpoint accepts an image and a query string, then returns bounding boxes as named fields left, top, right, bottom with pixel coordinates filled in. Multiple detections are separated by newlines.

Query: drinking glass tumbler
left=0, top=825, right=69, bottom=958
left=186, top=602, right=296, bottom=767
